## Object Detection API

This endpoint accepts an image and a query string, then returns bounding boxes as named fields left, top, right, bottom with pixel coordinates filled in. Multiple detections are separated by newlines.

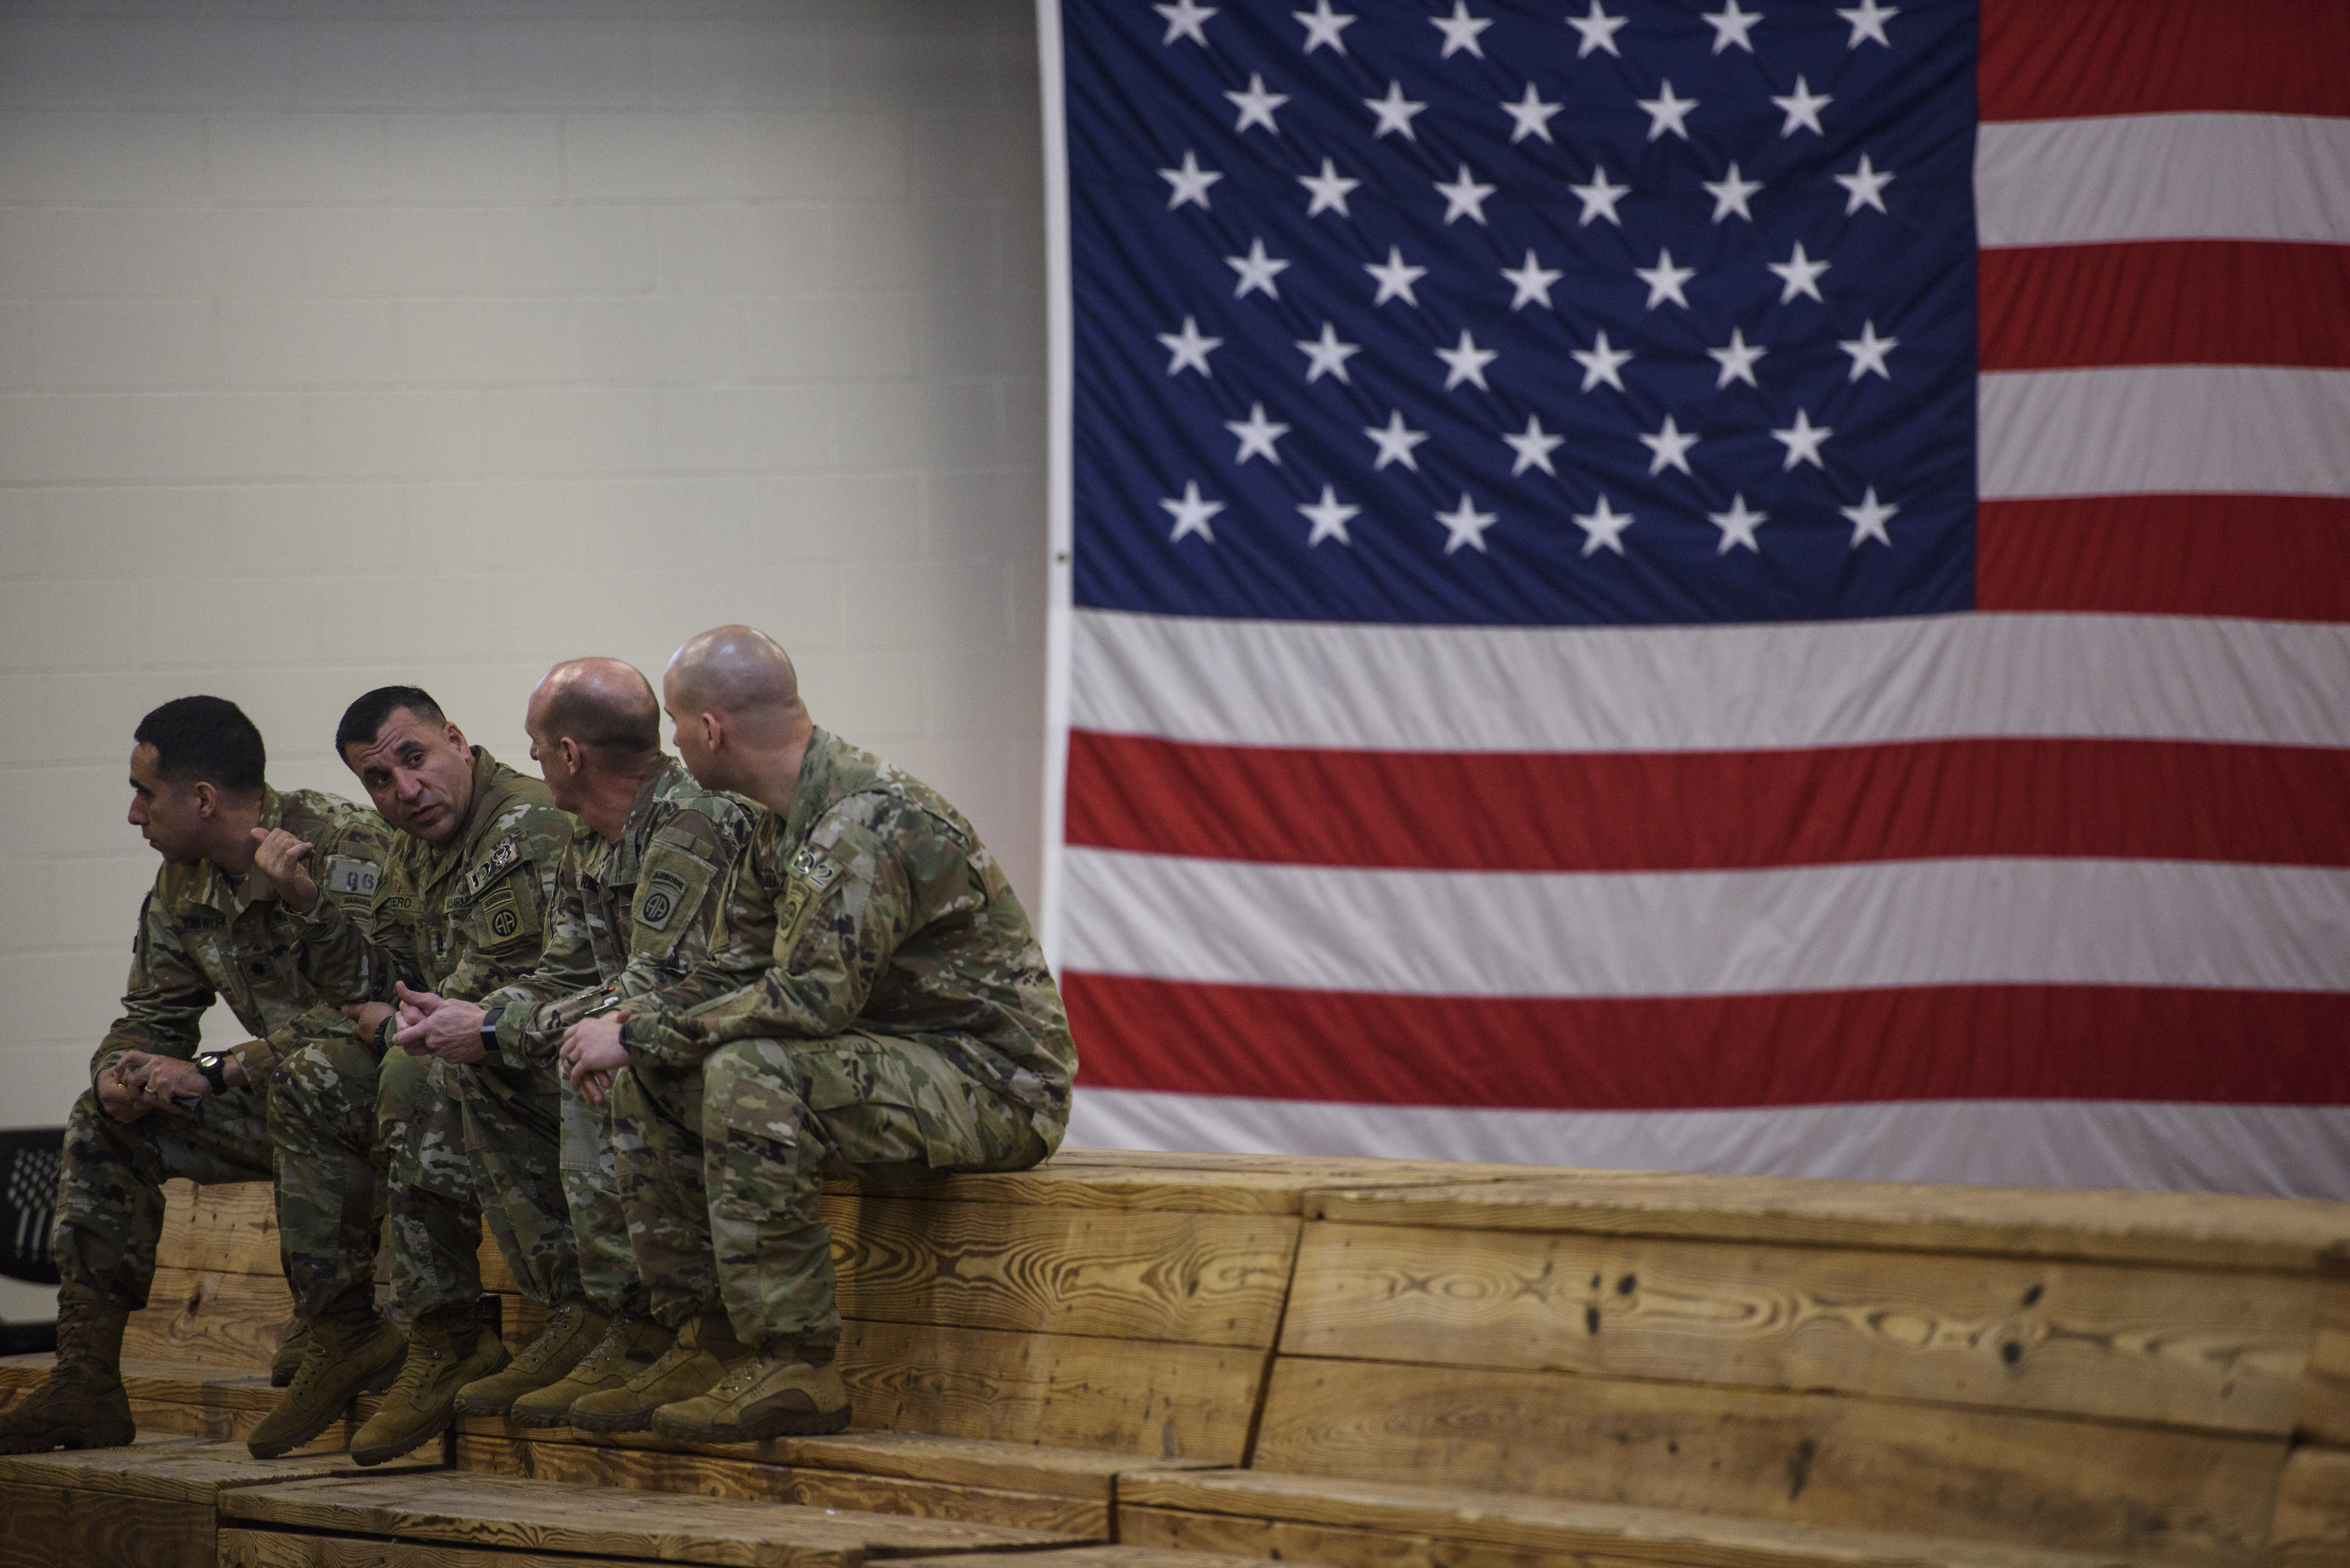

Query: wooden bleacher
left=0, top=1155, right=2343, bottom=1568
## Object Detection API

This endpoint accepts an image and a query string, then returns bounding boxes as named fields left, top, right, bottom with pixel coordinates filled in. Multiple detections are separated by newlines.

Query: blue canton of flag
left=1065, top=0, right=1978, bottom=626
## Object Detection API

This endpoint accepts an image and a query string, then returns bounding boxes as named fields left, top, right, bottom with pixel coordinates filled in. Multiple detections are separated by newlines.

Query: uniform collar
left=189, top=784, right=287, bottom=917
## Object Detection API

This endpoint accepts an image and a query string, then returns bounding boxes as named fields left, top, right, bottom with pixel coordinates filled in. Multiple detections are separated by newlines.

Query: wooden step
left=0, top=1435, right=440, bottom=1568
left=896, top=1552, right=1283, bottom=1568
left=0, top=1354, right=389, bottom=1450
left=1116, top=1470, right=2236, bottom=1568
left=216, top=1470, right=1089, bottom=1566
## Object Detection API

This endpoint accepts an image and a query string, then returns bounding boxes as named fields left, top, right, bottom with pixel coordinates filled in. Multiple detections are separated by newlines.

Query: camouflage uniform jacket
left=479, top=756, right=765, bottom=1067
left=624, top=728, right=1075, bottom=1139
left=95, top=787, right=391, bottom=1090
left=295, top=749, right=574, bottom=1022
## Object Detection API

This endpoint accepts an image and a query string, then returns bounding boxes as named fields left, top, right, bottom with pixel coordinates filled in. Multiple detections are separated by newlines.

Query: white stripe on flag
left=1977, top=112, right=2350, bottom=246
left=1066, top=1089, right=2350, bottom=1199
left=1068, top=608, right=2350, bottom=752
left=1062, top=848, right=2350, bottom=996
left=1982, top=367, right=2350, bottom=499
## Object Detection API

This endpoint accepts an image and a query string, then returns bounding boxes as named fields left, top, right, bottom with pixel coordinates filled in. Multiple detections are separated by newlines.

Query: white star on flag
left=1773, top=75, right=1831, bottom=136
left=1294, top=320, right=1362, bottom=382
left=1636, top=248, right=1695, bottom=309
left=1436, top=493, right=1498, bottom=554
left=1224, top=402, right=1290, bottom=464
left=1768, top=241, right=1829, bottom=303
left=1298, top=485, right=1360, bottom=546
left=1155, top=0, right=1215, bottom=47
left=1430, top=1, right=1494, bottom=58
left=1703, top=162, right=1761, bottom=222
left=1772, top=408, right=1832, bottom=468
left=1637, top=81, right=1698, bottom=141
left=1842, top=485, right=1897, bottom=546
left=1226, top=238, right=1290, bottom=299
left=1364, top=247, right=1426, bottom=306
left=1364, top=80, right=1428, bottom=139
left=1834, top=153, right=1894, bottom=214
left=1572, top=494, right=1634, bottom=555
left=1708, top=493, right=1767, bottom=553
left=1839, top=319, right=1897, bottom=380
left=1226, top=74, right=1289, bottom=134
left=1157, top=151, right=1221, bottom=211
left=1502, top=413, right=1565, bottom=475
left=1640, top=413, right=1699, bottom=475
left=1502, top=249, right=1562, bottom=309
left=1436, top=163, right=1497, bottom=225
left=1502, top=83, right=1565, bottom=144
left=1157, top=316, right=1222, bottom=376
left=1568, top=165, right=1630, bottom=225
left=1435, top=329, right=1498, bottom=390
left=1708, top=326, right=1767, bottom=387
left=1567, top=0, right=1627, bottom=57
left=1838, top=0, right=1897, bottom=49
left=1293, top=0, right=1355, bottom=55
left=1702, top=0, right=1762, bottom=53
left=1298, top=158, right=1361, bottom=218
left=1366, top=409, right=1431, bottom=470
left=1572, top=330, right=1632, bottom=392
left=1161, top=480, right=1223, bottom=541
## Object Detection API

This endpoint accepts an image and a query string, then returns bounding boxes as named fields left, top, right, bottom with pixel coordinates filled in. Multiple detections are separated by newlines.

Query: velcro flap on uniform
left=322, top=856, right=381, bottom=898
left=776, top=841, right=848, bottom=955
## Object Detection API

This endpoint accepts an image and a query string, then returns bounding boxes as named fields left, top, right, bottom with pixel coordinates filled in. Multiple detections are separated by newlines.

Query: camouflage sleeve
left=289, top=839, right=413, bottom=1005
left=236, top=813, right=394, bottom=1088
left=484, top=836, right=602, bottom=1068
left=92, top=889, right=214, bottom=1085
left=599, top=807, right=766, bottom=1055
left=437, top=835, right=564, bottom=1005
left=624, top=801, right=944, bottom=1069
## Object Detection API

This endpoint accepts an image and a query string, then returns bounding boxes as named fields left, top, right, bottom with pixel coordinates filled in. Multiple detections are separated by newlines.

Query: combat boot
left=246, top=1315, right=405, bottom=1459
left=508, top=1313, right=673, bottom=1429
left=0, top=1302, right=133, bottom=1454
left=268, top=1317, right=313, bottom=1388
left=567, top=1309, right=742, bottom=1434
left=348, top=1304, right=507, bottom=1467
left=452, top=1296, right=605, bottom=1418
left=650, top=1340, right=849, bottom=1443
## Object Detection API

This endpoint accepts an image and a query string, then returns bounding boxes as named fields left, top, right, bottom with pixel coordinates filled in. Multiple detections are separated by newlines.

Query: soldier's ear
left=189, top=779, right=218, bottom=818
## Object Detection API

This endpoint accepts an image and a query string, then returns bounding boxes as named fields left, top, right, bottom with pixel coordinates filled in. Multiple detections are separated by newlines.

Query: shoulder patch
left=461, top=836, right=527, bottom=901
left=789, top=842, right=843, bottom=894
left=321, top=856, right=380, bottom=898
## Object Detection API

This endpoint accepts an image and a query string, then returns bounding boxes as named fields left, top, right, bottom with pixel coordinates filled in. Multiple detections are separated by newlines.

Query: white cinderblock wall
left=0, top=0, right=1052, bottom=1125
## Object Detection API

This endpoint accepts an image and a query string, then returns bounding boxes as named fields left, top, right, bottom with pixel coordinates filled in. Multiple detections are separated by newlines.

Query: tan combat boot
left=246, top=1314, right=405, bottom=1459
left=650, top=1340, right=849, bottom=1442
left=348, top=1304, right=507, bottom=1467
left=0, top=1302, right=134, bottom=1454
left=268, top=1316, right=313, bottom=1388
left=451, top=1297, right=605, bottom=1419
left=508, top=1313, right=674, bottom=1429
left=566, top=1310, right=741, bottom=1434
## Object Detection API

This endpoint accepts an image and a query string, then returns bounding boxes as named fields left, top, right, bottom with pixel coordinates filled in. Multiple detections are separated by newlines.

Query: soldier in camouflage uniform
left=418, top=658, right=764, bottom=1428
left=0, top=697, right=394, bottom=1456
left=257, top=686, right=577, bottom=1465
left=562, top=626, right=1074, bottom=1442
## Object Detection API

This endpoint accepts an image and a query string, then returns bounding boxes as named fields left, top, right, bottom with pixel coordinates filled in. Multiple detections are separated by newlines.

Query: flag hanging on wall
left=1035, top=0, right=2350, bottom=1194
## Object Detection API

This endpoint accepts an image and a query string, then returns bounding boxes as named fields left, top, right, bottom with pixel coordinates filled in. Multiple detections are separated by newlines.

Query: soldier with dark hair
left=0, top=697, right=394, bottom=1456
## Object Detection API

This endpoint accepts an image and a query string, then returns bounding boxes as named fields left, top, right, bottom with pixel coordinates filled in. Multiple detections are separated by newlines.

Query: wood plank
left=895, top=1553, right=1286, bottom=1568
left=155, top=1180, right=279, bottom=1276
left=0, top=1435, right=435, bottom=1503
left=220, top=1531, right=676, bottom=1568
left=821, top=1164, right=1521, bottom=1217
left=1305, top=1176, right=2350, bottom=1275
left=824, top=1195, right=1298, bottom=1348
left=123, top=1265, right=291, bottom=1370
left=0, top=1356, right=383, bottom=1449
left=790, top=1430, right=1222, bottom=1502
left=1250, top=1356, right=2281, bottom=1563
left=1282, top=1221, right=2317, bottom=1435
left=2268, top=1444, right=2350, bottom=1568
left=2301, top=1279, right=2350, bottom=1445
left=219, top=1472, right=1081, bottom=1566
left=0, top=1470, right=69, bottom=1568
left=839, top=1319, right=1266, bottom=1462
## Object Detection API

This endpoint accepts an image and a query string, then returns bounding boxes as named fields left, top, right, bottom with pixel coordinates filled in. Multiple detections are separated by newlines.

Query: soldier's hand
left=561, top=1012, right=630, bottom=1107
left=394, top=992, right=488, bottom=1066
left=249, top=828, right=322, bottom=914
left=340, top=1001, right=395, bottom=1036
left=97, top=1054, right=152, bottom=1124
left=133, top=1056, right=209, bottom=1113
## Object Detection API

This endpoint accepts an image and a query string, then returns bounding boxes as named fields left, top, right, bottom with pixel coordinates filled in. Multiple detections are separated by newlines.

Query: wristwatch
left=480, top=1002, right=505, bottom=1053
left=375, top=1014, right=397, bottom=1055
left=196, top=1054, right=230, bottom=1096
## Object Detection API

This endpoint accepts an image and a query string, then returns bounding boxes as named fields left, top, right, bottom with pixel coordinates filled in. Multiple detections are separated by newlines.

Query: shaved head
left=532, top=657, right=661, bottom=761
left=665, top=624, right=804, bottom=742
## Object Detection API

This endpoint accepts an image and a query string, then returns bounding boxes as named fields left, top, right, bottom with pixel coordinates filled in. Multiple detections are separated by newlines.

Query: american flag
left=1036, top=0, right=2350, bottom=1194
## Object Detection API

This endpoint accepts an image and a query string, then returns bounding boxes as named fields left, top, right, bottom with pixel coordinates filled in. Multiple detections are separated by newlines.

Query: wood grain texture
left=217, top=1472, right=1080, bottom=1566
left=2268, top=1445, right=2350, bottom=1568
left=893, top=1551, right=1288, bottom=1568
left=2301, top=1279, right=2350, bottom=1445
left=820, top=1162, right=1522, bottom=1216
left=839, top=1319, right=1266, bottom=1462
left=789, top=1430, right=1223, bottom=1500
left=0, top=1435, right=434, bottom=1503
left=1305, top=1176, right=2350, bottom=1273
left=0, top=1356, right=376, bottom=1447
left=0, top=1478, right=69, bottom=1568
left=823, top=1194, right=1298, bottom=1348
left=219, top=1531, right=690, bottom=1568
left=1282, top=1222, right=2316, bottom=1434
left=122, top=1265, right=292, bottom=1370
left=1250, top=1357, right=2281, bottom=1563
left=154, top=1179, right=279, bottom=1276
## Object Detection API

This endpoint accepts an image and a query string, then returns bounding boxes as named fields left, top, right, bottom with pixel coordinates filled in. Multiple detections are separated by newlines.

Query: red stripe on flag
left=1981, top=243, right=2350, bottom=371
left=1065, top=973, right=2350, bottom=1109
left=1064, top=730, right=2350, bottom=872
left=1980, top=0, right=2350, bottom=120
left=1977, top=495, right=2350, bottom=623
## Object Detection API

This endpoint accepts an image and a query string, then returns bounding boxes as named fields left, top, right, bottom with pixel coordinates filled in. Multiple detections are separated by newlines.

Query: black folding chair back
left=0, top=1128, right=63, bottom=1287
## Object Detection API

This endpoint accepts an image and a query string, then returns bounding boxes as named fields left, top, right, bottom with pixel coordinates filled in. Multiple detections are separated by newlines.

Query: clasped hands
left=335, top=984, right=630, bottom=1106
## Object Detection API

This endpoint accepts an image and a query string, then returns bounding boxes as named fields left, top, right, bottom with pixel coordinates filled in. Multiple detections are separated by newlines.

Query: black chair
left=0, top=1128, right=62, bottom=1356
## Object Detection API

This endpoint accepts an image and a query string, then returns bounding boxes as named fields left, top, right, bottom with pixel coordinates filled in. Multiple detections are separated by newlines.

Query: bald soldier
left=559, top=626, right=1074, bottom=1441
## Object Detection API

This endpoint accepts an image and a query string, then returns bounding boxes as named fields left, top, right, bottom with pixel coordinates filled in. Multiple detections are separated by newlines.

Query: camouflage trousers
left=53, top=1029, right=381, bottom=1322
left=613, top=1032, right=1051, bottom=1349
left=385, top=1051, right=638, bottom=1316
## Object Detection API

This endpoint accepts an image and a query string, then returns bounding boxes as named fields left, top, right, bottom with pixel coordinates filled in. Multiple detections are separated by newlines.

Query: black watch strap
left=480, top=1003, right=504, bottom=1049
left=376, top=1014, right=397, bottom=1055
left=197, top=1054, right=230, bottom=1095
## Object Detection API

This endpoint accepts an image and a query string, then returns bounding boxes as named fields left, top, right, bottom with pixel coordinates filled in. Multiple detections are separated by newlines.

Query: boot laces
left=569, top=1314, right=639, bottom=1377
left=510, top=1301, right=586, bottom=1372
left=713, top=1353, right=784, bottom=1398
